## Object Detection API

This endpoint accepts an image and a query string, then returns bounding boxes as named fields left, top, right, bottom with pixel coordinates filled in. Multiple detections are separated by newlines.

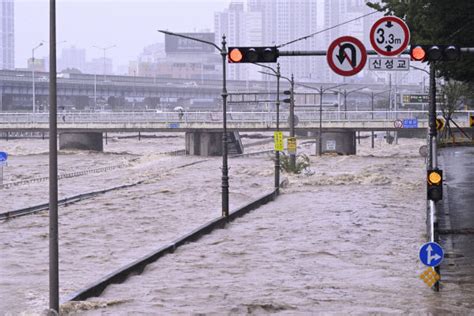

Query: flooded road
left=1, top=134, right=473, bottom=314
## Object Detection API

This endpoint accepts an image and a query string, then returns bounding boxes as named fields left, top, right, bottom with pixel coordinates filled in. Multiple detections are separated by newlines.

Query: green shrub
left=275, top=152, right=311, bottom=174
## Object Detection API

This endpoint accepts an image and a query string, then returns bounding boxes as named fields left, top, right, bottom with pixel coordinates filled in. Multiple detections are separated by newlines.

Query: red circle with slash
left=327, top=36, right=367, bottom=77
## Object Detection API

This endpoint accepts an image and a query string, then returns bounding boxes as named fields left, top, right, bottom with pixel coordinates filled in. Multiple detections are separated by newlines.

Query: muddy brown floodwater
left=1, top=134, right=473, bottom=315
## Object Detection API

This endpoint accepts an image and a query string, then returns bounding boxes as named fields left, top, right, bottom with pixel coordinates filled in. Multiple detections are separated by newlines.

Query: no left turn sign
left=327, top=36, right=367, bottom=77
left=370, top=16, right=410, bottom=56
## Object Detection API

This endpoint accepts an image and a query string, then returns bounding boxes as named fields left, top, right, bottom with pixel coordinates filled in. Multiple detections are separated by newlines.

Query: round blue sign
left=419, top=242, right=444, bottom=267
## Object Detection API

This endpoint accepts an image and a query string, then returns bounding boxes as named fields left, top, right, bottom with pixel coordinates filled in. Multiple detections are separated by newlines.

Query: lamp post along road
left=253, top=62, right=281, bottom=189
left=32, top=42, right=44, bottom=113
left=289, top=75, right=295, bottom=169
left=158, top=30, right=229, bottom=217
left=49, top=0, right=59, bottom=313
left=93, top=45, right=116, bottom=81
left=295, top=82, right=346, bottom=156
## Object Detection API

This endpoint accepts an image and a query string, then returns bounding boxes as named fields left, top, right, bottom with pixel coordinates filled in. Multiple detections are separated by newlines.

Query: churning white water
left=1, top=134, right=472, bottom=314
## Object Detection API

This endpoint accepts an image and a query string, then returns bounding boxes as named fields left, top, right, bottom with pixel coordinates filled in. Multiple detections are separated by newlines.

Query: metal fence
left=1, top=110, right=472, bottom=125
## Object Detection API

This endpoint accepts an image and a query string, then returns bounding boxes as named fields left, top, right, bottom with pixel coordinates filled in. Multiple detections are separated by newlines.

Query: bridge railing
left=0, top=110, right=472, bottom=125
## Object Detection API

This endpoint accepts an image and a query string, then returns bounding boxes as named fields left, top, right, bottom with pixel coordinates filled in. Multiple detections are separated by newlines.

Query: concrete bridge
left=1, top=110, right=472, bottom=155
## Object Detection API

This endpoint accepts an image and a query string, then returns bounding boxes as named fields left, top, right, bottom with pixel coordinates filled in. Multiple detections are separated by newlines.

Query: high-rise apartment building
left=0, top=0, right=14, bottom=69
left=323, top=0, right=383, bottom=82
left=215, top=2, right=263, bottom=81
left=59, top=46, right=86, bottom=72
left=247, top=0, right=318, bottom=80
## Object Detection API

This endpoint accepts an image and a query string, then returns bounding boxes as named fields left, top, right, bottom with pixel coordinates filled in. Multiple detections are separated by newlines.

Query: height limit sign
left=370, top=16, right=410, bottom=56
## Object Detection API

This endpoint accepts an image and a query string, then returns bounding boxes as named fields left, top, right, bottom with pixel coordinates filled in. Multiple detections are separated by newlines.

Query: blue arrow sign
left=0, top=152, right=8, bottom=162
left=419, top=242, right=444, bottom=267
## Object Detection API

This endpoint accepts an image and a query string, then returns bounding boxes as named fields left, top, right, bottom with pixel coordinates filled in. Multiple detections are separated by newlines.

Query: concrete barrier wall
left=63, top=188, right=279, bottom=302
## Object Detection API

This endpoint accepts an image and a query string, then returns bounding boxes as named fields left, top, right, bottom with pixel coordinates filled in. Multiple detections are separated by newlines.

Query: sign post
left=327, top=36, right=367, bottom=77
left=0, top=152, right=7, bottom=185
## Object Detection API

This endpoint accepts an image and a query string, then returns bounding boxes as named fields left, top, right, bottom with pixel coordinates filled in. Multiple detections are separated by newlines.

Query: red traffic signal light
left=228, top=46, right=279, bottom=63
left=410, top=45, right=461, bottom=62
left=411, top=46, right=426, bottom=61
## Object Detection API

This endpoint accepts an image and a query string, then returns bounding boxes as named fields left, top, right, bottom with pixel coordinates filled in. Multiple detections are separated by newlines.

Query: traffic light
left=427, top=169, right=443, bottom=202
left=283, top=90, right=292, bottom=104
left=410, top=45, right=461, bottom=62
left=228, top=47, right=279, bottom=63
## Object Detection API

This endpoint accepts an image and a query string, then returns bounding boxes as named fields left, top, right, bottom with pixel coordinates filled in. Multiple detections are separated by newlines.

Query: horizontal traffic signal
left=427, top=169, right=443, bottom=202
left=410, top=45, right=461, bottom=62
left=228, top=47, right=279, bottom=63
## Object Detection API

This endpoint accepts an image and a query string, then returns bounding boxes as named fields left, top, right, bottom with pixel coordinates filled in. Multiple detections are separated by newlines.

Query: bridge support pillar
left=312, top=129, right=356, bottom=155
left=59, top=132, right=103, bottom=151
left=185, top=131, right=243, bottom=156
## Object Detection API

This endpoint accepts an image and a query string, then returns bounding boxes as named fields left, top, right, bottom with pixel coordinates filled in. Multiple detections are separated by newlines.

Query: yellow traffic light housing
left=427, top=169, right=443, bottom=202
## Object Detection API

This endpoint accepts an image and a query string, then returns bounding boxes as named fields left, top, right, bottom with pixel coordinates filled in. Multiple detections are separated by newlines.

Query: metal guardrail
left=0, top=110, right=472, bottom=125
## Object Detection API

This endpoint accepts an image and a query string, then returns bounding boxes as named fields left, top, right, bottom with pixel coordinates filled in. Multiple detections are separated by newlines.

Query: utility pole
left=289, top=74, right=296, bottom=170
left=371, top=92, right=375, bottom=149
left=48, top=0, right=59, bottom=313
left=319, top=86, right=323, bottom=156
left=32, top=42, right=44, bottom=114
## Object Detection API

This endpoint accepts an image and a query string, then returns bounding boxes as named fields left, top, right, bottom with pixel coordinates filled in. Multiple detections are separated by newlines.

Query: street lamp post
left=341, top=86, right=368, bottom=120
left=259, top=70, right=296, bottom=170
left=32, top=42, right=44, bottom=113
left=295, top=82, right=346, bottom=156
left=93, top=45, right=116, bottom=81
left=253, top=63, right=281, bottom=189
left=357, top=89, right=391, bottom=148
left=158, top=30, right=229, bottom=217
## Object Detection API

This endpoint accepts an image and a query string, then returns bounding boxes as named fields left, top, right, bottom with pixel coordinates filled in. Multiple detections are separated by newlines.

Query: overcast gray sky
left=15, top=0, right=230, bottom=68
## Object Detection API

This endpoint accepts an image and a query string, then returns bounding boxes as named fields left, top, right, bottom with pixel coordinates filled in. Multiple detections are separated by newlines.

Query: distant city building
left=59, top=46, right=86, bottom=72
left=215, top=1, right=263, bottom=80
left=0, top=0, right=14, bottom=69
left=148, top=32, right=221, bottom=81
left=27, top=57, right=46, bottom=72
left=247, top=0, right=318, bottom=80
left=86, top=57, right=113, bottom=76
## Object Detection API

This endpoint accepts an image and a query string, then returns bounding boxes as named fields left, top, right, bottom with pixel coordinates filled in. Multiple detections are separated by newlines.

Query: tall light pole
left=32, top=42, right=44, bottom=113
left=341, top=86, right=367, bottom=120
left=49, top=0, right=59, bottom=313
left=358, top=89, right=390, bottom=148
left=158, top=30, right=230, bottom=217
left=295, top=82, right=346, bottom=155
left=262, top=71, right=295, bottom=170
left=253, top=62, right=281, bottom=189
left=93, top=45, right=116, bottom=81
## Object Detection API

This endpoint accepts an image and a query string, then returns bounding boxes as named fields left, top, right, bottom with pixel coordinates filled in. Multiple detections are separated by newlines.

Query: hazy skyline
left=15, top=0, right=230, bottom=69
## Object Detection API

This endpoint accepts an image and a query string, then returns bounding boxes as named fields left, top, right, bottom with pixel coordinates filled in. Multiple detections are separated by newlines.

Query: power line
left=277, top=10, right=380, bottom=49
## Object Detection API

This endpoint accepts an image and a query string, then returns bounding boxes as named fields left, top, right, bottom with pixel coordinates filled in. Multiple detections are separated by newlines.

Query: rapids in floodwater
left=0, top=134, right=473, bottom=314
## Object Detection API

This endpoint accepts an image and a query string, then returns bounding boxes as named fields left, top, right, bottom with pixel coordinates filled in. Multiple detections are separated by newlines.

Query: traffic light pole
left=221, top=36, right=229, bottom=217
left=275, top=64, right=281, bottom=189
left=428, top=61, right=440, bottom=292
left=428, top=62, right=437, bottom=170
left=289, top=75, right=296, bottom=170
left=158, top=30, right=229, bottom=217
left=319, top=87, right=323, bottom=156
